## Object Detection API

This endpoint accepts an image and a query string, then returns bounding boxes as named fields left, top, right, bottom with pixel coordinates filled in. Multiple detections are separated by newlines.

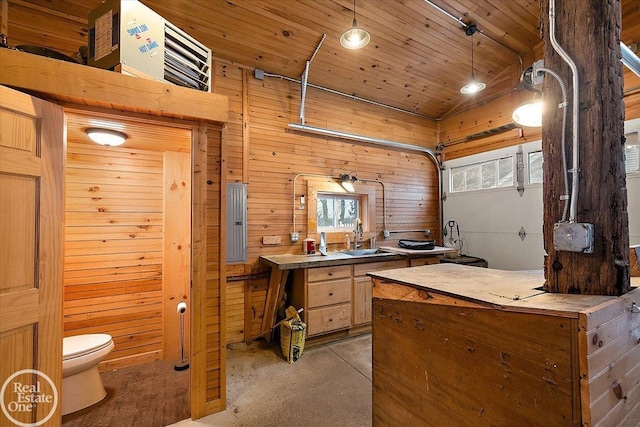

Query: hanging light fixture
left=340, top=0, right=370, bottom=50
left=85, top=128, right=128, bottom=146
left=460, top=25, right=486, bottom=94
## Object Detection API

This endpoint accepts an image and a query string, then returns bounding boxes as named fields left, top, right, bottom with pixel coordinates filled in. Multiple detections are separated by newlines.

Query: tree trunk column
left=541, top=0, right=629, bottom=295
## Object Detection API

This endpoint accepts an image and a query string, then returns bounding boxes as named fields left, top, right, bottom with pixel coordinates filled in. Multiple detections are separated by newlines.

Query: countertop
left=369, top=263, right=640, bottom=317
left=260, top=245, right=456, bottom=270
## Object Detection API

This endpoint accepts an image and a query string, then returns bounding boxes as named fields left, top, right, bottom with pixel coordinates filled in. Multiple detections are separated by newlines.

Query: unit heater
left=88, top=0, right=211, bottom=92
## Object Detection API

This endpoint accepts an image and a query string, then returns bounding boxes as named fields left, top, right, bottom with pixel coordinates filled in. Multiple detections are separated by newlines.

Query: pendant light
left=460, top=25, right=486, bottom=94
left=340, top=0, right=370, bottom=50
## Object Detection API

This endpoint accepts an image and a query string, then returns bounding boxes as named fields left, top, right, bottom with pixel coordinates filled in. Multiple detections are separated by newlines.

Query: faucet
left=353, top=218, right=363, bottom=250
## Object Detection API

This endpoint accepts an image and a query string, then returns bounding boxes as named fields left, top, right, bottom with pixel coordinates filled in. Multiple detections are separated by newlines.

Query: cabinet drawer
left=307, top=278, right=351, bottom=308
left=307, top=265, right=351, bottom=282
left=353, top=260, right=407, bottom=277
left=307, top=304, right=352, bottom=336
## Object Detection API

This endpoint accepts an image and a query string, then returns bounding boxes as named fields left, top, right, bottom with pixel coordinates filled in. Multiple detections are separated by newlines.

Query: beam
left=541, top=0, right=629, bottom=295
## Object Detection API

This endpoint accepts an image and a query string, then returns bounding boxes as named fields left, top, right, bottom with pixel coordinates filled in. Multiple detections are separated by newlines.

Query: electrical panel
left=88, top=0, right=211, bottom=92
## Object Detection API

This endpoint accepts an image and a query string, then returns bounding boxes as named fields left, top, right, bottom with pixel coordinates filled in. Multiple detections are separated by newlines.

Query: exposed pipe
left=300, top=61, right=310, bottom=125
left=549, top=0, right=580, bottom=223
left=291, top=173, right=335, bottom=242
left=357, top=178, right=388, bottom=234
left=537, top=66, right=570, bottom=221
left=300, top=34, right=326, bottom=125
left=422, top=0, right=522, bottom=58
left=291, top=173, right=390, bottom=241
left=288, top=123, right=445, bottom=243
left=263, top=71, right=435, bottom=119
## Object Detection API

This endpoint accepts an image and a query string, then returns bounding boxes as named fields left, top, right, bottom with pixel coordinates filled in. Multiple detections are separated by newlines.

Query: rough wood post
left=540, top=0, right=629, bottom=295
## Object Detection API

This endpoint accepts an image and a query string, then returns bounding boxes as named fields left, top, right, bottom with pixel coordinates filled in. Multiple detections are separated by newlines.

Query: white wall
left=443, top=119, right=640, bottom=270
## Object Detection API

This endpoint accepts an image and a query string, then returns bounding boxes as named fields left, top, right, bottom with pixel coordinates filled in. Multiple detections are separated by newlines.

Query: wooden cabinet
left=291, top=265, right=352, bottom=337
left=353, top=277, right=374, bottom=325
left=353, top=260, right=407, bottom=326
left=290, top=257, right=439, bottom=338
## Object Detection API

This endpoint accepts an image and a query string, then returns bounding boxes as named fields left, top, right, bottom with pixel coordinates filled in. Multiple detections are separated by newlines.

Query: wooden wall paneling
left=214, top=63, right=244, bottom=183
left=211, top=59, right=442, bottom=334
left=245, top=76, right=440, bottom=264
left=203, top=124, right=226, bottom=412
left=64, top=136, right=165, bottom=367
left=190, top=123, right=209, bottom=419
left=579, top=287, right=640, bottom=425
left=242, top=68, right=250, bottom=183
left=163, top=151, right=192, bottom=362
left=225, top=264, right=248, bottom=344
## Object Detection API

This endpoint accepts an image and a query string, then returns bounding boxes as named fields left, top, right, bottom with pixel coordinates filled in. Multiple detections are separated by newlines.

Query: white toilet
left=62, top=334, right=114, bottom=415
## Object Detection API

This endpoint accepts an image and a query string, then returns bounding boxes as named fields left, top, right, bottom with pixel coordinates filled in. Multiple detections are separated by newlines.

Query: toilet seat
left=63, top=334, right=113, bottom=360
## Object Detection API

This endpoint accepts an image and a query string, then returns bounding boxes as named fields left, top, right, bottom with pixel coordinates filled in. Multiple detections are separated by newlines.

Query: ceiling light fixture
left=460, top=24, right=486, bottom=95
left=340, top=0, right=370, bottom=50
left=85, top=128, right=128, bottom=146
left=340, top=173, right=357, bottom=192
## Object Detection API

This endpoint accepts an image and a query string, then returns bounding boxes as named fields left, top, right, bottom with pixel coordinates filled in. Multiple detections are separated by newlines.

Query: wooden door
left=0, top=86, right=64, bottom=426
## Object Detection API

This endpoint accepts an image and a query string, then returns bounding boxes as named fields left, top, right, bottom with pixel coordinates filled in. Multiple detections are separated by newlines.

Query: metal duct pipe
left=549, top=0, right=580, bottom=223
left=300, top=61, right=310, bottom=125
left=299, top=34, right=326, bottom=125
left=288, top=123, right=445, bottom=243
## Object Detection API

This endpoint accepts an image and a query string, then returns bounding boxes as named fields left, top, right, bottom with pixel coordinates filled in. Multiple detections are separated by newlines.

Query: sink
left=341, top=249, right=386, bottom=256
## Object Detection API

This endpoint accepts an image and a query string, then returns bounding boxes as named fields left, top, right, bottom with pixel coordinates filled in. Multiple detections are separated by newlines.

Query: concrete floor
left=172, top=334, right=372, bottom=427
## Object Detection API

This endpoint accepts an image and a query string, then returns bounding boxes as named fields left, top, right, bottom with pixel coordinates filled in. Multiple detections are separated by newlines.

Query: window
left=625, top=133, right=639, bottom=174
left=450, top=157, right=513, bottom=193
left=528, top=151, right=544, bottom=184
left=317, top=193, right=359, bottom=231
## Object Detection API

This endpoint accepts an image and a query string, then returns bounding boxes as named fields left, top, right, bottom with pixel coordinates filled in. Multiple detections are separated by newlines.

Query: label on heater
left=94, top=10, right=115, bottom=61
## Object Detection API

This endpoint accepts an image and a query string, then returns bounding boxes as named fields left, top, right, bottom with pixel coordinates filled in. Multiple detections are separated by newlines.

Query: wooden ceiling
left=2, top=0, right=640, bottom=119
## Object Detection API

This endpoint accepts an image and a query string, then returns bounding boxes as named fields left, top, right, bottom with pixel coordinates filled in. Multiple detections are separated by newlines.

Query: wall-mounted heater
left=88, top=0, right=211, bottom=92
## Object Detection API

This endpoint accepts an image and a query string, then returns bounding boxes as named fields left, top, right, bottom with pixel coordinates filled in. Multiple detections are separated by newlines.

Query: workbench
left=369, top=264, right=640, bottom=426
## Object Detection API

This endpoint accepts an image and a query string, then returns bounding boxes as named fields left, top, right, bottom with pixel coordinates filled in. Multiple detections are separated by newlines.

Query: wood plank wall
left=205, top=126, right=225, bottom=404
left=63, top=113, right=193, bottom=370
left=64, top=140, right=165, bottom=367
left=580, top=287, right=640, bottom=425
left=213, top=61, right=441, bottom=344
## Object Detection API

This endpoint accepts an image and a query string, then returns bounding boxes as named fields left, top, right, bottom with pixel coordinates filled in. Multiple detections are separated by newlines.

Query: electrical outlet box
left=553, top=222, right=594, bottom=253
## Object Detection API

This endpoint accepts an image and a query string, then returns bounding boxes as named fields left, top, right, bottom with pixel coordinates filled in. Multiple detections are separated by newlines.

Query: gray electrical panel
left=227, top=183, right=247, bottom=263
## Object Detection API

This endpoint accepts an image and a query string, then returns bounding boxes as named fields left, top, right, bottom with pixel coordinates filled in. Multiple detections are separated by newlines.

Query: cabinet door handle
left=329, top=318, right=333, bottom=322
left=329, top=292, right=334, bottom=296
left=328, top=271, right=333, bottom=276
